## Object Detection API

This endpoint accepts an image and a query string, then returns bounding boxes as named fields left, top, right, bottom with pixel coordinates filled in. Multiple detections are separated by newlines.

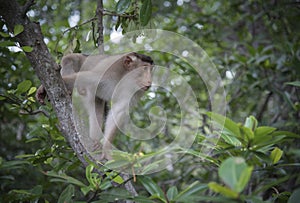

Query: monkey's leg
left=78, top=88, right=103, bottom=152
left=95, top=98, right=105, bottom=131
left=101, top=104, right=125, bottom=160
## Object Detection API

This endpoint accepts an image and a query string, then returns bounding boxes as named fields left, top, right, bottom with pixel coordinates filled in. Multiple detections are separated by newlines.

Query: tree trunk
left=0, top=0, right=95, bottom=170
left=0, top=0, right=137, bottom=200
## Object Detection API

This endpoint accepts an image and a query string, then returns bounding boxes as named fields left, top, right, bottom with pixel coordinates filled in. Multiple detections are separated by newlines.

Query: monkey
left=36, top=52, right=154, bottom=160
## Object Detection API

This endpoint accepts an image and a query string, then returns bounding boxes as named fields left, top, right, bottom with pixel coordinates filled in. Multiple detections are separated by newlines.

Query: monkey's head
left=122, top=52, right=154, bottom=91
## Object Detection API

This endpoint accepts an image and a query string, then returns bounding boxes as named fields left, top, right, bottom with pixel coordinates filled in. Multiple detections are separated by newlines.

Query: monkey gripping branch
left=0, top=0, right=139, bottom=197
left=0, top=0, right=92, bottom=167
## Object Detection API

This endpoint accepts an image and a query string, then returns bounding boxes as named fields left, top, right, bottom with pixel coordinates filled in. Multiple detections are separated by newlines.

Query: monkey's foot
left=36, top=85, right=47, bottom=105
left=99, top=151, right=111, bottom=161
left=100, top=147, right=112, bottom=160
left=91, top=142, right=101, bottom=152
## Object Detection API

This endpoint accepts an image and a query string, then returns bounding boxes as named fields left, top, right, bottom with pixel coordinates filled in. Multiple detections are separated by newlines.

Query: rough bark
left=0, top=0, right=94, bottom=167
left=0, top=0, right=137, bottom=200
left=96, top=0, right=104, bottom=54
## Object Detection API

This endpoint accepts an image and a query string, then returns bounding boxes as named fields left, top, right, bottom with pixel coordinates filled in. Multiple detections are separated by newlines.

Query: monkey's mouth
left=141, top=85, right=151, bottom=91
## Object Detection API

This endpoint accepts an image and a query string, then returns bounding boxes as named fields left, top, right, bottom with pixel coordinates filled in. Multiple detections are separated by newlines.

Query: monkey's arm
left=35, top=74, right=76, bottom=104
left=62, top=74, right=77, bottom=94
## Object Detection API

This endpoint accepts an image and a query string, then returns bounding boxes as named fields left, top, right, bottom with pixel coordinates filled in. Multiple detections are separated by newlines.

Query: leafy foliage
left=0, top=0, right=299, bottom=202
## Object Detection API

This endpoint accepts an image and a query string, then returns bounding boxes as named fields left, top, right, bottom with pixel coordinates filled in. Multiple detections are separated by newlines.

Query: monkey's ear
left=123, top=54, right=137, bottom=70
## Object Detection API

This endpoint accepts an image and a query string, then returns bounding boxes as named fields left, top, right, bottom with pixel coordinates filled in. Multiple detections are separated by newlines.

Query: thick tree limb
left=0, top=0, right=94, bottom=167
left=0, top=0, right=138, bottom=200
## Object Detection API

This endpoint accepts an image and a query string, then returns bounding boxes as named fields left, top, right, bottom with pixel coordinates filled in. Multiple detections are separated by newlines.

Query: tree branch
left=62, top=17, right=97, bottom=35
left=257, top=91, right=273, bottom=121
left=0, top=0, right=95, bottom=168
left=96, top=0, right=104, bottom=54
left=101, top=8, right=137, bottom=18
left=0, top=1, right=138, bottom=200
left=21, top=0, right=35, bottom=17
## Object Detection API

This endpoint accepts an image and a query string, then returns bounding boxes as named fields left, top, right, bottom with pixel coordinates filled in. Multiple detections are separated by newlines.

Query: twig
left=257, top=91, right=273, bottom=121
left=101, top=9, right=136, bottom=18
left=62, top=8, right=136, bottom=35
left=19, top=108, right=50, bottom=117
left=96, top=0, right=104, bottom=53
left=62, top=17, right=97, bottom=34
left=21, top=0, right=35, bottom=17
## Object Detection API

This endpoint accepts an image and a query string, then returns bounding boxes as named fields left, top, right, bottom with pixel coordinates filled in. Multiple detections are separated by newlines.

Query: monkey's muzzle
left=141, top=85, right=151, bottom=91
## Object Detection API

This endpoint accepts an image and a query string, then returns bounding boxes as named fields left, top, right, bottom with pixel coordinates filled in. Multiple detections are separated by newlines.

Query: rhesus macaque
left=36, top=52, right=154, bottom=160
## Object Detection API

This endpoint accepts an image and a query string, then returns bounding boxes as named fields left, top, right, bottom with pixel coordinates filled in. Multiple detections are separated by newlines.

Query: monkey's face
left=136, top=62, right=153, bottom=91
left=122, top=54, right=154, bottom=92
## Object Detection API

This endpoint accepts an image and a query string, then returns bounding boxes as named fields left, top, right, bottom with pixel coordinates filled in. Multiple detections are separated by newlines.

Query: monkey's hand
left=91, top=140, right=113, bottom=160
left=100, top=151, right=112, bottom=161
left=35, top=85, right=47, bottom=105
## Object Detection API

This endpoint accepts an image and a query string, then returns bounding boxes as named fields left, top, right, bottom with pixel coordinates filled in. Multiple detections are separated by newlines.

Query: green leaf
left=167, top=186, right=178, bottom=201
left=285, top=81, right=300, bottom=87
left=132, top=196, right=157, bottom=203
left=240, top=126, right=254, bottom=141
left=254, top=126, right=276, bottom=137
left=85, top=164, right=99, bottom=188
left=141, top=159, right=163, bottom=174
left=0, top=40, right=16, bottom=47
left=100, top=179, right=112, bottom=190
left=127, top=20, right=137, bottom=32
left=27, top=87, right=37, bottom=96
left=236, top=165, right=253, bottom=192
left=80, top=185, right=92, bottom=196
left=207, top=112, right=241, bottom=138
left=73, top=39, right=81, bottom=53
left=272, top=130, right=300, bottom=139
left=115, top=16, right=121, bottom=30
left=246, top=196, right=267, bottom=203
left=16, top=80, right=32, bottom=94
left=22, top=46, right=33, bottom=52
left=116, top=0, right=131, bottom=14
left=254, top=134, right=286, bottom=149
left=9, top=185, right=43, bottom=199
left=99, top=188, right=133, bottom=202
left=208, top=182, right=239, bottom=198
left=253, top=126, right=277, bottom=147
left=138, top=176, right=165, bottom=198
left=288, top=188, right=300, bottom=203
left=104, top=159, right=131, bottom=170
left=14, top=24, right=24, bottom=36
left=218, top=157, right=252, bottom=193
left=0, top=32, right=10, bottom=37
left=184, top=149, right=219, bottom=165
left=85, top=165, right=93, bottom=180
left=253, top=175, right=290, bottom=195
left=244, top=116, right=258, bottom=131
left=175, top=181, right=207, bottom=201
left=140, top=0, right=152, bottom=26
left=31, top=185, right=43, bottom=196
left=58, top=185, right=75, bottom=203
left=45, top=171, right=87, bottom=187
left=112, top=175, right=124, bottom=184
left=270, top=147, right=283, bottom=164
left=220, top=133, right=241, bottom=146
